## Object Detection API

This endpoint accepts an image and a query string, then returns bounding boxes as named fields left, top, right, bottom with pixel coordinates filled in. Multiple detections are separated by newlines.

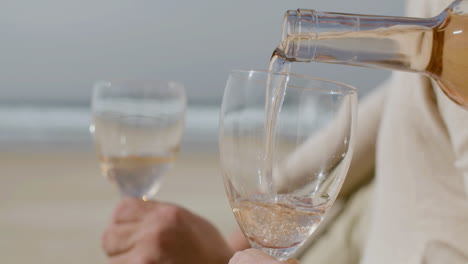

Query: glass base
left=249, top=239, right=300, bottom=261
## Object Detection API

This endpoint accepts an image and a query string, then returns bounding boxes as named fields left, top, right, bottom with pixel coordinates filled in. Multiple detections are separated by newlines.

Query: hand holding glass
left=219, top=70, right=357, bottom=260
left=91, top=80, right=186, bottom=200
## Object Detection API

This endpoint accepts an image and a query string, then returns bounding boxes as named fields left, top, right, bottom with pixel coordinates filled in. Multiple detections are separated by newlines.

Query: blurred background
left=0, top=0, right=403, bottom=262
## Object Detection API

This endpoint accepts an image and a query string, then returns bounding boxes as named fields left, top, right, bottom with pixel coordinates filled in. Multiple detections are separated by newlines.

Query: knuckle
left=144, top=224, right=179, bottom=251
left=144, top=204, right=186, bottom=229
left=156, top=205, right=186, bottom=223
left=145, top=227, right=169, bottom=249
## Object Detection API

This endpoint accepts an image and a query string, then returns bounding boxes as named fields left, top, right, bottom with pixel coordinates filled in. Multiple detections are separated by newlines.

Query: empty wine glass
left=219, top=70, right=357, bottom=260
left=90, top=80, right=186, bottom=200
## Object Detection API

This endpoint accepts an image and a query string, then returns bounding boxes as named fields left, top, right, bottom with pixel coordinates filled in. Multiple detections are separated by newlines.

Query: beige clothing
left=361, top=76, right=468, bottom=263
left=301, top=76, right=467, bottom=264
left=300, top=0, right=468, bottom=261
left=298, top=81, right=388, bottom=264
left=300, top=183, right=374, bottom=263
left=360, top=0, right=468, bottom=261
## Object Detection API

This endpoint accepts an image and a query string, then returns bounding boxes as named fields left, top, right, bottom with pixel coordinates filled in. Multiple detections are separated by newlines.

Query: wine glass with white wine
left=219, top=70, right=357, bottom=260
left=90, top=80, right=186, bottom=201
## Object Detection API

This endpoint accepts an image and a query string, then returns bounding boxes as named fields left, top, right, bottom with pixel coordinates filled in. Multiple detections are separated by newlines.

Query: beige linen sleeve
left=299, top=182, right=374, bottom=264
left=275, top=78, right=390, bottom=199
left=339, top=81, right=388, bottom=198
left=433, top=84, right=468, bottom=197
left=294, top=79, right=392, bottom=263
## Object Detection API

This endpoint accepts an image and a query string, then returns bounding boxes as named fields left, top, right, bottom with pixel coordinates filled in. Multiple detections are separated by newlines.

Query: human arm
left=433, top=82, right=468, bottom=196
left=274, top=79, right=389, bottom=199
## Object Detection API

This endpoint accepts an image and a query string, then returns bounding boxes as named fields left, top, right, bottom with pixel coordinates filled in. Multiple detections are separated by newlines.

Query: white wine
left=282, top=24, right=434, bottom=72
left=434, top=13, right=468, bottom=107
left=232, top=195, right=327, bottom=253
left=262, top=55, right=291, bottom=191
left=245, top=36, right=318, bottom=259
left=93, top=110, right=183, bottom=199
left=99, top=154, right=176, bottom=199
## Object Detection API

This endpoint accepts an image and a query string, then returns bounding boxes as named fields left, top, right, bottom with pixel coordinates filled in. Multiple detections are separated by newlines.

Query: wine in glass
left=219, top=70, right=357, bottom=260
left=91, top=80, right=186, bottom=200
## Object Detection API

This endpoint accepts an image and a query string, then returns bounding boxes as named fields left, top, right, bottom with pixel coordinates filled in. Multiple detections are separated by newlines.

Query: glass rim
left=229, top=69, right=357, bottom=94
left=93, top=79, right=185, bottom=90
left=91, top=79, right=186, bottom=108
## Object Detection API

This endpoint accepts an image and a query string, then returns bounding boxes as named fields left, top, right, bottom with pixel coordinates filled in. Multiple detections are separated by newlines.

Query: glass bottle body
left=277, top=0, right=468, bottom=108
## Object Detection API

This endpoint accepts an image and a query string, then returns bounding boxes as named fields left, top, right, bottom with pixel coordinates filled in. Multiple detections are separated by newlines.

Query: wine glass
left=90, top=80, right=186, bottom=201
left=219, top=70, right=357, bottom=260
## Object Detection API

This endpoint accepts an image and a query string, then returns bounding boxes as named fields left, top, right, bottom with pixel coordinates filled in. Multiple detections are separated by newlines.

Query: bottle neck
left=280, top=9, right=445, bottom=73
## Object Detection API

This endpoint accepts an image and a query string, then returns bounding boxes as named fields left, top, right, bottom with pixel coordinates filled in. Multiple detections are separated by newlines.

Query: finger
left=243, top=248, right=277, bottom=259
left=112, top=198, right=157, bottom=224
left=230, top=249, right=281, bottom=264
left=229, top=251, right=245, bottom=264
left=102, top=223, right=139, bottom=257
left=284, top=259, right=300, bottom=264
